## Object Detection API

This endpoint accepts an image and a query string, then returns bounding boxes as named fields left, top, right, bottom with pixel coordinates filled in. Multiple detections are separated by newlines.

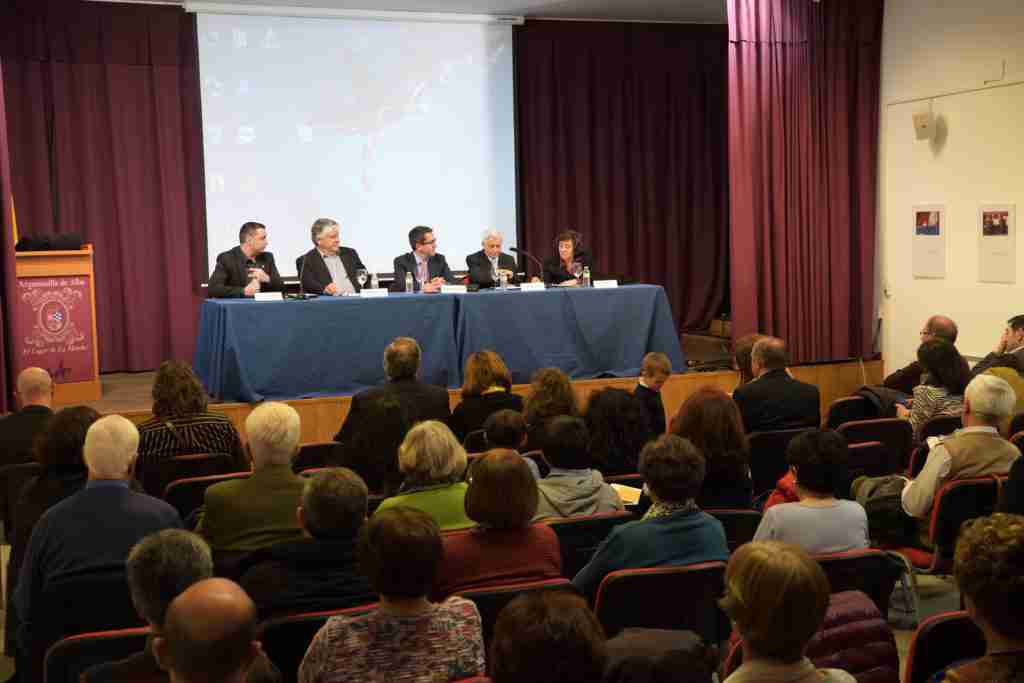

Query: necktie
left=418, top=259, right=428, bottom=284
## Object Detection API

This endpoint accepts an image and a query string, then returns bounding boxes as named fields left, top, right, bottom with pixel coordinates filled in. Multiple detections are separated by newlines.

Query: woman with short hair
left=448, top=351, right=523, bottom=443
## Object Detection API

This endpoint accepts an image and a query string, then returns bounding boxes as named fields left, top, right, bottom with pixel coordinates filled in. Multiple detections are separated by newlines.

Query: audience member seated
left=634, top=352, right=672, bottom=437
left=753, top=431, right=867, bottom=554
left=196, top=403, right=305, bottom=557
left=0, top=367, right=53, bottom=467
left=483, top=409, right=541, bottom=479
left=523, top=367, right=579, bottom=452
left=332, top=396, right=409, bottom=496
left=299, top=507, right=485, bottom=683
left=970, top=314, right=1024, bottom=378
left=670, top=387, right=753, bottom=508
left=604, top=629, right=716, bottom=683
left=136, top=360, right=246, bottom=492
left=884, top=315, right=969, bottom=395
left=15, top=415, right=182, bottom=655
left=489, top=591, right=606, bottom=683
left=239, top=468, right=376, bottom=618
left=534, top=417, right=623, bottom=521
left=334, top=337, right=451, bottom=444
left=997, top=456, right=1024, bottom=515
left=584, top=388, right=652, bottom=475
left=153, top=578, right=263, bottom=683
left=572, top=436, right=728, bottom=600
left=84, top=530, right=280, bottom=683
left=435, top=449, right=561, bottom=597
left=375, top=420, right=475, bottom=531
left=448, top=351, right=523, bottom=443
left=719, top=541, right=856, bottom=683
left=895, top=339, right=967, bottom=434
left=732, top=337, right=820, bottom=433
left=732, top=334, right=765, bottom=387
left=940, top=513, right=1024, bottom=683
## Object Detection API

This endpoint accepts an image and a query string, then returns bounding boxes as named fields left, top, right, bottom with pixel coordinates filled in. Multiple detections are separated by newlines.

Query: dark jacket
left=0, top=405, right=53, bottom=467
left=465, top=250, right=518, bottom=288
left=447, top=391, right=524, bottom=443
left=542, top=249, right=594, bottom=285
left=732, top=369, right=821, bottom=433
left=334, top=377, right=452, bottom=443
left=633, top=384, right=666, bottom=437
left=971, top=347, right=1024, bottom=378
left=208, top=246, right=284, bottom=298
left=83, top=636, right=281, bottom=683
left=391, top=252, right=456, bottom=292
left=296, top=247, right=367, bottom=295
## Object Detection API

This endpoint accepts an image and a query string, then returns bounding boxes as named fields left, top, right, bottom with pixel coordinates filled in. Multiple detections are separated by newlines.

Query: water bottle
left=582, top=266, right=591, bottom=288
left=370, top=272, right=379, bottom=290
left=405, top=272, right=414, bottom=293
left=499, top=271, right=508, bottom=290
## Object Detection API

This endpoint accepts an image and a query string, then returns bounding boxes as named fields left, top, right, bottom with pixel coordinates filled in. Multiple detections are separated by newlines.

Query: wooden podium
left=13, top=244, right=101, bottom=403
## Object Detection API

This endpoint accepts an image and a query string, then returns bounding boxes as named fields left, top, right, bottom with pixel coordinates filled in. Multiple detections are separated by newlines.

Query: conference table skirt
left=194, top=285, right=686, bottom=403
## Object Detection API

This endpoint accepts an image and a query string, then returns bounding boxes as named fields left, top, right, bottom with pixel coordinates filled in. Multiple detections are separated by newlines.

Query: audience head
left=152, top=360, right=208, bottom=419
left=639, top=435, right=705, bottom=505
left=245, top=402, right=300, bottom=469
left=83, top=415, right=140, bottom=480
left=963, top=374, right=1017, bottom=429
left=483, top=409, right=527, bottom=450
left=127, top=530, right=214, bottom=629
left=481, top=228, right=504, bottom=258
left=465, top=449, right=538, bottom=529
left=153, top=578, right=259, bottom=683
left=461, top=350, right=513, bottom=397
left=719, top=541, right=830, bottom=663
left=16, top=367, right=52, bottom=407
left=733, top=334, right=765, bottom=385
left=917, top=339, right=968, bottom=395
left=524, top=367, right=578, bottom=428
left=786, top=430, right=847, bottom=498
left=299, top=468, right=368, bottom=540
left=922, top=315, right=958, bottom=344
left=954, top=513, right=1024, bottom=644
left=398, top=420, right=467, bottom=486
left=542, top=416, right=591, bottom=470
left=34, top=405, right=100, bottom=468
left=640, top=352, right=672, bottom=391
left=583, top=388, right=651, bottom=472
left=359, top=507, right=442, bottom=599
left=671, top=387, right=748, bottom=485
left=383, top=337, right=421, bottom=380
left=310, top=217, right=341, bottom=252
left=751, top=337, right=788, bottom=376
left=490, top=590, right=606, bottom=683
left=1004, top=315, right=1024, bottom=349
left=408, top=225, right=437, bottom=256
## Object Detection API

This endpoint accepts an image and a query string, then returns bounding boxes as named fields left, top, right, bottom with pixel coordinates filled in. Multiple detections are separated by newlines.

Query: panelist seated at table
left=297, top=218, right=367, bottom=296
left=466, top=228, right=518, bottom=289
left=208, top=222, right=285, bottom=298
left=392, top=225, right=457, bottom=293
left=542, top=230, right=594, bottom=286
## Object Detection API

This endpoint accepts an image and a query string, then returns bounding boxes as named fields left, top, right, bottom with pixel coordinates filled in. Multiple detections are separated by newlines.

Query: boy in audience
left=634, top=352, right=671, bottom=437
left=533, top=417, right=623, bottom=520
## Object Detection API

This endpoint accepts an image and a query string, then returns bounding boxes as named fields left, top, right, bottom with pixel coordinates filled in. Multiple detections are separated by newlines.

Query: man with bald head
left=732, top=337, right=821, bottom=433
left=884, top=315, right=970, bottom=394
left=0, top=367, right=54, bottom=466
left=154, top=578, right=262, bottom=683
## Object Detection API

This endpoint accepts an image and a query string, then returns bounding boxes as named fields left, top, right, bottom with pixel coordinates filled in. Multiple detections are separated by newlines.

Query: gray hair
left=311, top=218, right=340, bottom=245
left=16, top=367, right=52, bottom=402
left=301, top=468, right=368, bottom=540
left=245, top=402, right=300, bottom=468
left=127, top=530, right=213, bottom=627
left=83, top=415, right=139, bottom=479
left=383, top=337, right=421, bottom=380
left=481, top=228, right=503, bottom=244
left=966, top=374, right=1017, bottom=423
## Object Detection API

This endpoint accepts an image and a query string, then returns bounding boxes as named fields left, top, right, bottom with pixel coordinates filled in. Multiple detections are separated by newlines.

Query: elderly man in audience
left=239, top=468, right=376, bottom=618
left=884, top=315, right=969, bottom=394
left=84, top=530, right=280, bottom=683
left=15, top=415, right=182, bottom=655
left=334, top=337, right=451, bottom=444
left=196, top=402, right=305, bottom=563
left=153, top=578, right=263, bottom=683
left=533, top=416, right=623, bottom=521
left=0, top=367, right=54, bottom=467
left=731, top=337, right=820, bottom=433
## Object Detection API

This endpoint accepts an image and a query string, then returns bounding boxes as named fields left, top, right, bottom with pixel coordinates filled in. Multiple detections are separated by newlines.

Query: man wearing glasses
left=883, top=315, right=969, bottom=395
left=392, top=226, right=456, bottom=293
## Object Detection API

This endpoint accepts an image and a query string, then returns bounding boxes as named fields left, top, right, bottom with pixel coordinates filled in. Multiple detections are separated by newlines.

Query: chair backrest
left=457, top=578, right=575, bottom=649
left=163, top=471, right=252, bottom=521
left=836, top=418, right=914, bottom=469
left=544, top=511, right=637, bottom=578
left=812, top=548, right=905, bottom=616
left=463, top=430, right=488, bottom=453
left=0, top=461, right=44, bottom=527
left=748, top=428, right=815, bottom=496
left=260, top=603, right=377, bottom=683
left=905, top=611, right=985, bottom=683
left=824, top=396, right=875, bottom=430
left=293, top=441, right=337, bottom=473
left=929, top=476, right=1003, bottom=566
left=916, top=414, right=962, bottom=443
left=144, top=452, right=236, bottom=497
left=44, top=626, right=150, bottom=683
left=706, top=509, right=761, bottom=552
left=593, top=562, right=729, bottom=643
left=846, top=440, right=902, bottom=482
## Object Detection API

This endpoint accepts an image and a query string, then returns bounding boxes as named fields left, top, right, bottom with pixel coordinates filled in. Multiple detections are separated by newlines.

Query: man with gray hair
left=731, top=337, right=820, bottom=433
left=297, top=217, right=368, bottom=296
left=197, top=402, right=305, bottom=559
left=0, top=367, right=54, bottom=466
left=466, top=228, right=518, bottom=288
left=15, top=415, right=182, bottom=655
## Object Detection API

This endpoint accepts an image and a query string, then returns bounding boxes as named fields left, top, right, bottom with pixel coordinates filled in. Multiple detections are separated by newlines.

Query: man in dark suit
left=970, top=314, right=1024, bottom=378
left=732, top=337, right=820, bottom=433
left=334, top=337, right=451, bottom=443
left=0, top=367, right=54, bottom=467
left=391, top=225, right=456, bottom=292
left=208, top=222, right=284, bottom=298
left=296, top=218, right=368, bottom=295
left=466, top=228, right=518, bottom=288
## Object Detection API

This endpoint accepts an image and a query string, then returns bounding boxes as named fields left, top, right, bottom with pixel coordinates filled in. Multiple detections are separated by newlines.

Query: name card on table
left=441, top=284, right=468, bottom=294
left=593, top=280, right=619, bottom=289
left=520, top=282, right=546, bottom=292
left=359, top=288, right=389, bottom=298
left=254, top=292, right=283, bottom=301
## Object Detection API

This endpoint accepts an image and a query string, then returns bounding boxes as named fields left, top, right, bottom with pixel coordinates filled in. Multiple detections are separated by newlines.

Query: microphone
left=510, top=247, right=544, bottom=278
left=289, top=251, right=317, bottom=300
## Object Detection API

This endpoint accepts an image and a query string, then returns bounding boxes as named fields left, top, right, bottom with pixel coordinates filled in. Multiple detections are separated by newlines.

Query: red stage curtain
left=515, top=21, right=729, bottom=332
left=0, top=62, right=17, bottom=411
left=0, top=0, right=207, bottom=373
left=727, top=0, right=883, bottom=363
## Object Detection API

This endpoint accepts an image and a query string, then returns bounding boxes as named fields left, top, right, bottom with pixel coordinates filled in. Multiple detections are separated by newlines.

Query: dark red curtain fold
left=727, top=0, right=882, bottom=363
left=515, top=21, right=729, bottom=332
left=0, top=62, right=17, bottom=412
left=0, top=0, right=207, bottom=373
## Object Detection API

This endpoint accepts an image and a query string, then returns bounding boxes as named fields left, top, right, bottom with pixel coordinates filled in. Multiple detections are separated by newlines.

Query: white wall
left=880, top=0, right=1024, bottom=372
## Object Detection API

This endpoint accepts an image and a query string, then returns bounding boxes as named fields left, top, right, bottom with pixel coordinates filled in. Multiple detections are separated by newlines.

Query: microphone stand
left=510, top=247, right=545, bottom=281
left=289, top=251, right=317, bottom=299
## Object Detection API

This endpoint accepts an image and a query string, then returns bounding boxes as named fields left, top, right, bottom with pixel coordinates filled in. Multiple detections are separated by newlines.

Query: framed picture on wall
left=912, top=204, right=946, bottom=278
left=979, top=204, right=1016, bottom=283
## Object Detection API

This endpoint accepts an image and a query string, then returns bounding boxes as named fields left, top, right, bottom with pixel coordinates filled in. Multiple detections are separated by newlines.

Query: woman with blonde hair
left=448, top=351, right=523, bottom=443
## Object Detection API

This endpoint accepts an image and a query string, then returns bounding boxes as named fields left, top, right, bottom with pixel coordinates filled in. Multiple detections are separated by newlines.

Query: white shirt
left=900, top=425, right=998, bottom=518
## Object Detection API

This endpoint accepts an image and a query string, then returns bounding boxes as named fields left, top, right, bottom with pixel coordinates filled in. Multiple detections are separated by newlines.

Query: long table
left=194, top=284, right=686, bottom=402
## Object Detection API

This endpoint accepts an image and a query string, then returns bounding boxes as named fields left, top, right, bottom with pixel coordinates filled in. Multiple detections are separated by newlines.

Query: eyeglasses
left=419, top=239, right=437, bottom=246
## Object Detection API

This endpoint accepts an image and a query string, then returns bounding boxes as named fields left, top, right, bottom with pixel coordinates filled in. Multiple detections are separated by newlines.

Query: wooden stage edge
left=115, top=359, right=884, bottom=445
